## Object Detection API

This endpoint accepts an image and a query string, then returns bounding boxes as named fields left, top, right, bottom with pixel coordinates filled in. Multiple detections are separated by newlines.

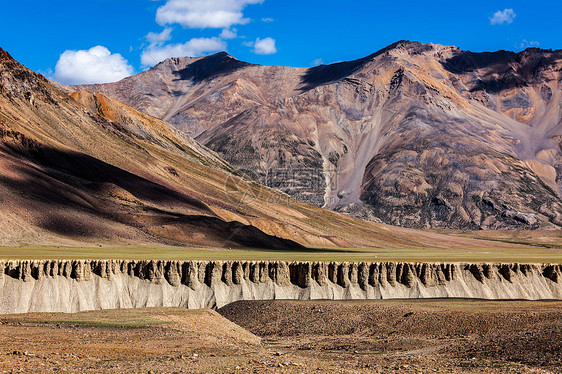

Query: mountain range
left=70, top=41, right=562, bottom=230
left=3, top=45, right=498, bottom=250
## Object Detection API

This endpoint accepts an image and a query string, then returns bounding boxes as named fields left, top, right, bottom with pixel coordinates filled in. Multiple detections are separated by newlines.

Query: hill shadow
left=441, top=48, right=562, bottom=93
left=29, top=146, right=209, bottom=210
left=0, top=145, right=305, bottom=249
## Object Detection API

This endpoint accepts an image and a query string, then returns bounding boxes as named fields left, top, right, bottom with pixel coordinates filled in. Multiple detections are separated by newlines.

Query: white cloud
left=141, top=37, right=226, bottom=66
left=310, top=58, right=323, bottom=66
left=146, top=28, right=173, bottom=46
left=261, top=17, right=274, bottom=22
left=53, top=46, right=134, bottom=85
left=252, top=37, right=277, bottom=55
left=490, top=8, right=516, bottom=25
left=219, top=28, right=237, bottom=39
left=156, top=0, right=263, bottom=29
left=519, top=39, right=540, bottom=49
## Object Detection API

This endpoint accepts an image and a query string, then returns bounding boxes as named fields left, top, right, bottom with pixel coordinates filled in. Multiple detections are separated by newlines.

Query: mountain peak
left=208, top=51, right=234, bottom=59
left=154, top=51, right=238, bottom=67
left=0, top=47, right=17, bottom=65
left=163, top=51, right=252, bottom=83
left=300, top=41, right=436, bottom=90
left=388, top=40, right=435, bottom=52
left=0, top=46, right=56, bottom=103
left=195, top=51, right=245, bottom=64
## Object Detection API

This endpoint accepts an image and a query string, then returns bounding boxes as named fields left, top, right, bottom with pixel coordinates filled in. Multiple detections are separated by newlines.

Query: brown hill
left=73, top=42, right=562, bottom=229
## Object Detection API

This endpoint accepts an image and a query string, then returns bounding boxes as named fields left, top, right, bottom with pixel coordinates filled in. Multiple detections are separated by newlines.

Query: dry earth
left=221, top=300, right=562, bottom=373
left=0, top=300, right=560, bottom=373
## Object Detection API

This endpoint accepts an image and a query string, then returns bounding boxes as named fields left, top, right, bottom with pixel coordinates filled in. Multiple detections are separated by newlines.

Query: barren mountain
left=5, top=46, right=467, bottom=249
left=72, top=52, right=305, bottom=138
left=73, top=42, right=562, bottom=229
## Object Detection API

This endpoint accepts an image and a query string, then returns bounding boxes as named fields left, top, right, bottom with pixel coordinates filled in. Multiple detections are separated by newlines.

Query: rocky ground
left=0, top=299, right=560, bottom=373
left=221, top=299, right=562, bottom=373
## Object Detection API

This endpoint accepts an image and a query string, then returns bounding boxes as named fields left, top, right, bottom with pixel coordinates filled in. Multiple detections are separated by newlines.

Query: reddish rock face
left=72, top=42, right=562, bottom=229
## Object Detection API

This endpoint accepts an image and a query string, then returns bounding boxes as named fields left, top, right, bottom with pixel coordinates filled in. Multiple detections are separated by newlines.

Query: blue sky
left=1, top=0, right=560, bottom=84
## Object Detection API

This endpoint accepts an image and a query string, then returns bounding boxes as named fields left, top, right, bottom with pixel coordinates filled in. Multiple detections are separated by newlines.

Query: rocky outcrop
left=1, top=260, right=560, bottom=314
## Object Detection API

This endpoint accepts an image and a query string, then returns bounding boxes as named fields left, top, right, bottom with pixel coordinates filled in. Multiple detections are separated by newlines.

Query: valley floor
left=0, top=239, right=561, bottom=263
left=0, top=300, right=560, bottom=373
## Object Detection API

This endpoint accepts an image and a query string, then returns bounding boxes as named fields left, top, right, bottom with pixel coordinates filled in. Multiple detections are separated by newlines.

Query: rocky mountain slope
left=74, top=42, right=562, bottom=229
left=4, top=45, right=462, bottom=249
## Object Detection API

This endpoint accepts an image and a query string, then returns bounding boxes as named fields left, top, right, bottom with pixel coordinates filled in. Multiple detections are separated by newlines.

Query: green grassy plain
left=0, top=243, right=560, bottom=263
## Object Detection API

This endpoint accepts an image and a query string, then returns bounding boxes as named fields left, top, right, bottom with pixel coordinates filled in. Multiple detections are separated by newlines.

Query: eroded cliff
left=1, top=260, right=560, bottom=313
